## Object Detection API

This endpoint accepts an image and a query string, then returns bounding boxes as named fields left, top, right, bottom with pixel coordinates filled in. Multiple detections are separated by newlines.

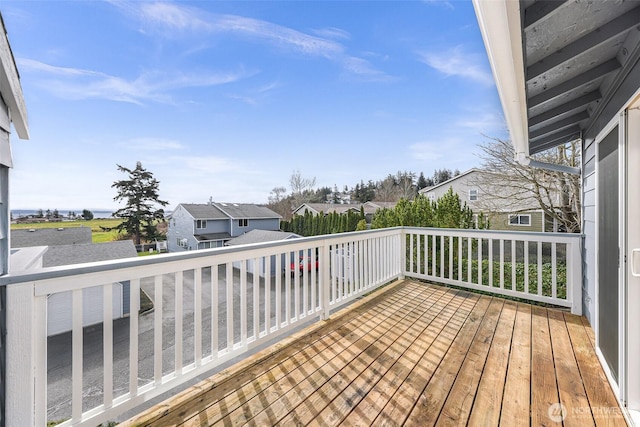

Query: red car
left=290, top=256, right=319, bottom=275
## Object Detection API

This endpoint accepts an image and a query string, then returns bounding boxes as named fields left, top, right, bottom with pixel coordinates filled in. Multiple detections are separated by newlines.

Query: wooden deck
left=122, top=280, right=627, bottom=426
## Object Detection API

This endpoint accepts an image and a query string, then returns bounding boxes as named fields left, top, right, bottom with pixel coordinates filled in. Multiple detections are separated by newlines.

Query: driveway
left=46, top=266, right=319, bottom=423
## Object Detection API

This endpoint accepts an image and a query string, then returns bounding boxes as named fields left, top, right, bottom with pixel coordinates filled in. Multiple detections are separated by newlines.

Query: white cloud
left=18, top=58, right=252, bottom=104
left=409, top=141, right=446, bottom=161
left=422, top=0, right=455, bottom=11
left=124, top=138, right=186, bottom=151
left=418, top=46, right=494, bottom=86
left=112, top=1, right=389, bottom=80
left=456, top=111, right=507, bottom=135
left=312, top=27, right=351, bottom=41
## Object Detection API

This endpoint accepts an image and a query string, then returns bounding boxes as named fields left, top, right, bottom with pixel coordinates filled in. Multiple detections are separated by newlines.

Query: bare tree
left=396, top=171, right=416, bottom=200
left=267, top=186, right=292, bottom=220
left=375, top=174, right=398, bottom=202
left=473, top=138, right=581, bottom=232
left=289, top=170, right=317, bottom=209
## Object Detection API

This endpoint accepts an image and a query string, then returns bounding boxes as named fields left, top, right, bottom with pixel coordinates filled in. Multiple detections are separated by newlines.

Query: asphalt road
left=46, top=266, right=321, bottom=423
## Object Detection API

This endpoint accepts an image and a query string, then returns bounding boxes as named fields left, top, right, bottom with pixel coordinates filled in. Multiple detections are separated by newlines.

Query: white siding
left=47, top=283, right=123, bottom=336
left=582, top=151, right=597, bottom=323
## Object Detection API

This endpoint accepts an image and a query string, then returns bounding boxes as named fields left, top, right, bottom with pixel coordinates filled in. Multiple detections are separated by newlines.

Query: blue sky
left=3, top=0, right=507, bottom=211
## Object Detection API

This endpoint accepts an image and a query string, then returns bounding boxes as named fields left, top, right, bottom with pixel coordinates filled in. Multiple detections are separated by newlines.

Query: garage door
left=47, top=283, right=123, bottom=336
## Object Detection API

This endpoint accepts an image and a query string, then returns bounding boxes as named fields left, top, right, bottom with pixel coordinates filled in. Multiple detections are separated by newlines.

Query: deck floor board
left=122, top=280, right=628, bottom=427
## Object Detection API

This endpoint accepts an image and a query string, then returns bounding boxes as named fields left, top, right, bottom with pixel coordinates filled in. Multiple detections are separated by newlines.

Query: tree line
left=268, top=168, right=461, bottom=221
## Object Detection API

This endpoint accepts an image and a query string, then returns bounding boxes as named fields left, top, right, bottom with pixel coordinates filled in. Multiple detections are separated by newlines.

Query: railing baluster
left=211, top=264, right=218, bottom=358
left=524, top=241, right=529, bottom=294
left=302, top=251, right=308, bottom=316
left=467, top=237, right=473, bottom=283
left=511, top=239, right=516, bottom=291
left=72, top=288, right=83, bottom=422
left=458, top=236, right=462, bottom=282
left=294, top=252, right=300, bottom=321
left=285, top=252, right=291, bottom=324
left=194, top=267, right=202, bottom=366
left=552, top=243, right=557, bottom=299
left=431, top=234, right=436, bottom=276
left=478, top=237, right=483, bottom=286
left=226, top=263, right=233, bottom=350
left=500, top=240, right=505, bottom=289
left=175, top=273, right=183, bottom=373
left=537, top=242, right=543, bottom=296
left=253, top=258, right=260, bottom=339
left=449, top=236, right=453, bottom=280
left=488, top=239, right=493, bottom=288
left=154, top=275, right=163, bottom=383
left=240, top=260, right=247, bottom=345
left=129, top=279, right=140, bottom=397
left=265, top=256, right=271, bottom=333
left=275, top=253, right=282, bottom=327
left=103, top=283, right=113, bottom=408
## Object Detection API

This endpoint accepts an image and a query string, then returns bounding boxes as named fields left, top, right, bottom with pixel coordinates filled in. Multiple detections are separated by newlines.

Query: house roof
left=194, top=232, right=232, bottom=242
left=418, top=169, right=479, bottom=194
left=225, top=229, right=301, bottom=246
left=178, top=202, right=281, bottom=220
left=213, top=202, right=282, bottom=220
left=179, top=204, right=228, bottom=220
left=473, top=0, right=640, bottom=156
left=0, top=14, right=28, bottom=140
left=43, top=240, right=137, bottom=268
left=293, top=203, right=361, bottom=216
left=11, top=227, right=92, bottom=248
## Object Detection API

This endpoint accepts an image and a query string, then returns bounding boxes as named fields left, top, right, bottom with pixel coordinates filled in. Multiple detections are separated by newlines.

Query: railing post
left=399, top=228, right=406, bottom=280
left=5, top=282, right=46, bottom=427
left=568, top=237, right=583, bottom=315
left=320, top=241, right=331, bottom=320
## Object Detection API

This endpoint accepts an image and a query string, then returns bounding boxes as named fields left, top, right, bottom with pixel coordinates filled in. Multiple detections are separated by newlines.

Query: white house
left=474, top=0, right=640, bottom=420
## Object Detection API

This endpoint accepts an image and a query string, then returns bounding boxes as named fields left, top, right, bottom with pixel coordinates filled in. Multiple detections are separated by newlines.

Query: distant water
left=11, top=209, right=116, bottom=219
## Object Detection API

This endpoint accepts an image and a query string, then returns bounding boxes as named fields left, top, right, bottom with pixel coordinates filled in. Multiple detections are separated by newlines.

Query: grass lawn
left=11, top=219, right=124, bottom=243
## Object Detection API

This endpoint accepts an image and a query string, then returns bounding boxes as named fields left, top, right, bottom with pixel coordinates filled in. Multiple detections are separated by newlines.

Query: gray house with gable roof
left=168, top=202, right=282, bottom=252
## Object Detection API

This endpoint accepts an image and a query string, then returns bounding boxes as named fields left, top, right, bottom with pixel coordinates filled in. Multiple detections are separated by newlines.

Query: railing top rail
left=402, top=226, right=583, bottom=242
left=0, top=227, right=404, bottom=286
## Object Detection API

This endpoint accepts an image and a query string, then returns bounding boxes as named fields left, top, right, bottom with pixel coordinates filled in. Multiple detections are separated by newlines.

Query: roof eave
left=0, top=15, right=29, bottom=140
left=473, top=0, right=528, bottom=163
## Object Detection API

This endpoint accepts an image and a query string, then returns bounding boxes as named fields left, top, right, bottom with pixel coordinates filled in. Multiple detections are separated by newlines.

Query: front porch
left=123, top=280, right=625, bottom=426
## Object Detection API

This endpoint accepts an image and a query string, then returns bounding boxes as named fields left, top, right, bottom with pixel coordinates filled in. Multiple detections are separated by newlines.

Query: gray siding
left=167, top=205, right=200, bottom=252
left=229, top=218, right=280, bottom=237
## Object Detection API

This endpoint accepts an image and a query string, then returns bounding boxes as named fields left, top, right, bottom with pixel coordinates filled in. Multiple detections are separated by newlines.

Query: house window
left=177, top=238, right=188, bottom=247
left=509, top=214, right=531, bottom=226
left=196, top=220, right=207, bottom=229
left=469, top=189, right=478, bottom=201
left=239, top=218, right=248, bottom=227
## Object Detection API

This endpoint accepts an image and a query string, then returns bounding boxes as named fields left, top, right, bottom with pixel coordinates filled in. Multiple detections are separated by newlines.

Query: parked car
left=290, top=256, right=319, bottom=275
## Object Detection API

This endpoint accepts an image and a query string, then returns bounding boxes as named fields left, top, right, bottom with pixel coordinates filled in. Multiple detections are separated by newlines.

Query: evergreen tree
left=111, top=162, right=168, bottom=245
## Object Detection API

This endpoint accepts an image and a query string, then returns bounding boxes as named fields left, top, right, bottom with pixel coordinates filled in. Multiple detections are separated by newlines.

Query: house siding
left=229, top=218, right=280, bottom=238
left=485, top=211, right=544, bottom=232
left=168, top=205, right=200, bottom=252
left=582, top=143, right=597, bottom=325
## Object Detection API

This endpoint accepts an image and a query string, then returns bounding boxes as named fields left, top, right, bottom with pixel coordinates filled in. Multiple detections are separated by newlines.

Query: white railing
left=0, top=227, right=581, bottom=426
left=403, top=227, right=582, bottom=314
left=2, top=228, right=402, bottom=427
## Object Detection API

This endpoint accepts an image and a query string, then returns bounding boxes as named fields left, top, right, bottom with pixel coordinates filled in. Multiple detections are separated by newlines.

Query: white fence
left=0, top=227, right=581, bottom=426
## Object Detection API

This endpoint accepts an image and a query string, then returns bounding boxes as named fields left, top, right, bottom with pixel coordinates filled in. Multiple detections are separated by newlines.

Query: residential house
left=474, top=0, right=640, bottom=420
left=418, top=168, right=549, bottom=232
left=168, top=202, right=282, bottom=252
